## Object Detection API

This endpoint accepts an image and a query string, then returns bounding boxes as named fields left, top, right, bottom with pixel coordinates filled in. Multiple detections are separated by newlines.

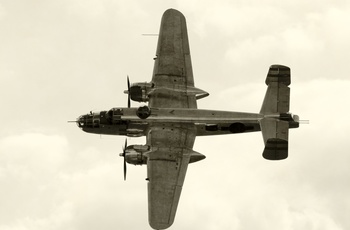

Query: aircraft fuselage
left=77, top=106, right=297, bottom=137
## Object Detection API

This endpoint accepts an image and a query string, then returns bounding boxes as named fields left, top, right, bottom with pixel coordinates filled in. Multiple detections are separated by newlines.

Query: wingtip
left=149, top=221, right=173, bottom=230
left=164, top=8, right=181, bottom=13
left=163, top=8, right=185, bottom=18
left=148, top=200, right=175, bottom=229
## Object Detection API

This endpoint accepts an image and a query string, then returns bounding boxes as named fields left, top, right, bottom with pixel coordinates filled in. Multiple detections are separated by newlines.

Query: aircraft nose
left=77, top=115, right=85, bottom=127
left=76, top=113, right=95, bottom=129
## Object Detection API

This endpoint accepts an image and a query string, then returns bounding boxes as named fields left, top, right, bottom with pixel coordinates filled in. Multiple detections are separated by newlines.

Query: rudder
left=260, top=65, right=291, bottom=115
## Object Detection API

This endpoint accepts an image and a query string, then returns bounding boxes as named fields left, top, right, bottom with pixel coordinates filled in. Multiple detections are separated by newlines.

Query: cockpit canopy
left=77, top=113, right=98, bottom=129
left=77, top=111, right=110, bottom=129
left=77, top=108, right=127, bottom=130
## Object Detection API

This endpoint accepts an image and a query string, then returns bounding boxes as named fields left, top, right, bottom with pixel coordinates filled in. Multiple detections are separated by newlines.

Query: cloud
left=0, top=133, right=68, bottom=175
left=0, top=133, right=147, bottom=230
left=181, top=78, right=350, bottom=230
left=178, top=0, right=350, bottom=85
left=0, top=134, right=69, bottom=227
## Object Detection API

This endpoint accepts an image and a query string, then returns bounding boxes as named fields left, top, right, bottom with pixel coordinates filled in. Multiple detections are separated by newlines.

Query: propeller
left=119, top=139, right=128, bottom=180
left=127, top=75, right=131, bottom=108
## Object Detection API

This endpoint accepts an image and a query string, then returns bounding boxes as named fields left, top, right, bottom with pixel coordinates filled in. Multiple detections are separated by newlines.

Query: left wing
left=149, top=9, right=198, bottom=109
left=146, top=123, right=196, bottom=229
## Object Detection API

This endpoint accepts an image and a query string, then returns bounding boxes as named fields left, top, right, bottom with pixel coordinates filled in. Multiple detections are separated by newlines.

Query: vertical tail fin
left=259, top=65, right=294, bottom=160
left=260, top=118, right=289, bottom=160
left=260, top=65, right=290, bottom=115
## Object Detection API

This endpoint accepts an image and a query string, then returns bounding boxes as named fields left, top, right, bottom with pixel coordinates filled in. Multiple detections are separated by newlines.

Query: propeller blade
left=127, top=75, right=130, bottom=90
left=121, top=139, right=127, bottom=181
left=124, top=157, right=127, bottom=181
left=127, top=75, right=131, bottom=108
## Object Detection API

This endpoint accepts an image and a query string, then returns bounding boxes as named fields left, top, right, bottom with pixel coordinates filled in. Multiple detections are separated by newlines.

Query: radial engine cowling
left=124, top=145, right=149, bottom=165
left=127, top=82, right=154, bottom=103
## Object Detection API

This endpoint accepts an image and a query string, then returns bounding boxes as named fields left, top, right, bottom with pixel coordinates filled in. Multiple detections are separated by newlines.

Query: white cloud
left=0, top=202, right=75, bottom=230
left=0, top=3, right=6, bottom=20
left=0, top=133, right=68, bottom=175
left=0, top=134, right=70, bottom=227
left=0, top=133, right=148, bottom=230
left=64, top=0, right=148, bottom=22
left=185, top=78, right=350, bottom=230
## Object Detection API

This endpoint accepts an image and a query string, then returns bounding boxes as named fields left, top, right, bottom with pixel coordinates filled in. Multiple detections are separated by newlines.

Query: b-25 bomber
left=74, top=9, right=300, bottom=230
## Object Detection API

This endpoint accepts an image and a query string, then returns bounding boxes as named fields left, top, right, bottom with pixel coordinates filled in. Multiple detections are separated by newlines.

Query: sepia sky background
left=1, top=0, right=350, bottom=229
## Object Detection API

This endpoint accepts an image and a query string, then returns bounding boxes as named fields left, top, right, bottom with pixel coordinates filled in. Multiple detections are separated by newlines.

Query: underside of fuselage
left=76, top=107, right=269, bottom=137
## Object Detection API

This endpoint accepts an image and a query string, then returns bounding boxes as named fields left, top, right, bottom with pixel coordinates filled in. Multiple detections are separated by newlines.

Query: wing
left=149, top=9, right=197, bottom=109
left=146, top=123, right=196, bottom=229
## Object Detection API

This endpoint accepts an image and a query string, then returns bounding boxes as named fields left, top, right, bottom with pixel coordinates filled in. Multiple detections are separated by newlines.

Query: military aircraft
left=74, top=9, right=300, bottom=230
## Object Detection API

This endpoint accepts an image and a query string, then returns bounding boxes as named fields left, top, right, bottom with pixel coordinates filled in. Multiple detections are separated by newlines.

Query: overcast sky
left=1, top=0, right=350, bottom=229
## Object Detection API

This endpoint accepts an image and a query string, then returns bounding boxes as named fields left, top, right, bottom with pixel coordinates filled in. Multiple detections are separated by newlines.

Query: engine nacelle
left=127, top=82, right=154, bottom=103
left=124, top=145, right=149, bottom=165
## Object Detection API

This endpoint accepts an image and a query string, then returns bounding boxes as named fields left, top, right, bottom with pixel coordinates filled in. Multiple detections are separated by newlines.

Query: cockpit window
left=77, top=114, right=96, bottom=128
left=114, top=108, right=123, bottom=115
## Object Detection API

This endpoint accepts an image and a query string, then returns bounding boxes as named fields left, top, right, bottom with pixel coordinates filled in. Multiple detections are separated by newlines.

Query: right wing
left=146, top=123, right=196, bottom=229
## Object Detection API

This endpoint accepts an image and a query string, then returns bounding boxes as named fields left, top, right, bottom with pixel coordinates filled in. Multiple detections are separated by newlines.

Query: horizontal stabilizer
left=260, top=118, right=289, bottom=160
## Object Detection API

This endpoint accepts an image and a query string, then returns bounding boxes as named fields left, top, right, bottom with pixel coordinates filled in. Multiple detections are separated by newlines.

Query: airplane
left=73, top=9, right=300, bottom=230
